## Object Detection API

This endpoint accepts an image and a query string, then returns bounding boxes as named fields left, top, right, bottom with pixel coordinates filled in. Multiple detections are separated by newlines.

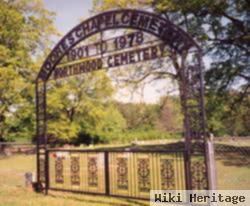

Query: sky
left=43, top=0, right=174, bottom=103
left=43, top=0, right=93, bottom=34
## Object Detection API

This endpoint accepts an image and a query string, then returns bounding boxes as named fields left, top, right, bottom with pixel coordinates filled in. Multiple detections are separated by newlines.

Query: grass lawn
left=215, top=142, right=250, bottom=189
left=0, top=155, right=148, bottom=206
left=216, top=159, right=250, bottom=190
left=0, top=142, right=249, bottom=206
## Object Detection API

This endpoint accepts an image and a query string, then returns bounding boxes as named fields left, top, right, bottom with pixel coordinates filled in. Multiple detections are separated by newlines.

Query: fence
left=0, top=142, right=35, bottom=155
left=43, top=149, right=187, bottom=199
left=214, top=137, right=250, bottom=189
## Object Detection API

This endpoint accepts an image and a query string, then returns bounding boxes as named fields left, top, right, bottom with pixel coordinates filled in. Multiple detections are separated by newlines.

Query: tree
left=157, top=96, right=183, bottom=133
left=206, top=89, right=250, bottom=136
left=115, top=102, right=159, bottom=130
left=94, top=0, right=249, bottom=100
left=0, top=0, right=58, bottom=141
left=93, top=0, right=201, bottom=137
left=153, top=0, right=250, bottom=136
left=93, top=0, right=250, bottom=136
left=93, top=0, right=149, bottom=10
left=152, top=0, right=249, bottom=103
left=46, top=71, right=127, bottom=143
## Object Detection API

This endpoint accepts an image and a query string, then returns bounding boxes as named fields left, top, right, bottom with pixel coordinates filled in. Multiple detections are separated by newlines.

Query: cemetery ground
left=0, top=140, right=249, bottom=206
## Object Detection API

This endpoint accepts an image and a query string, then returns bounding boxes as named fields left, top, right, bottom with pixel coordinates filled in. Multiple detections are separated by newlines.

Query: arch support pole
left=36, top=79, right=47, bottom=192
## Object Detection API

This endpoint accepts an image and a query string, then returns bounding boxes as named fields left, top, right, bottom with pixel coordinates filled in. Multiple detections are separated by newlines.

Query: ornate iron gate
left=35, top=9, right=215, bottom=197
left=47, top=149, right=188, bottom=199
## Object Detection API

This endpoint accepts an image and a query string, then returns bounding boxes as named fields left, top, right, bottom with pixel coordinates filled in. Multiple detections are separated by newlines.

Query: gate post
left=205, top=136, right=217, bottom=190
left=104, top=151, right=110, bottom=195
left=36, top=80, right=47, bottom=192
left=45, top=149, right=49, bottom=195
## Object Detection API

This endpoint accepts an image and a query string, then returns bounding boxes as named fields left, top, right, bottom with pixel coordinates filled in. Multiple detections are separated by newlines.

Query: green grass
left=0, top=141, right=249, bottom=205
left=0, top=155, right=148, bottom=206
left=214, top=140, right=250, bottom=189
left=216, top=159, right=250, bottom=190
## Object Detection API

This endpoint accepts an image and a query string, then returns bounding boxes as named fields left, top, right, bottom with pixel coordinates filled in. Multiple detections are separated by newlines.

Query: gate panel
left=109, top=152, right=130, bottom=197
left=48, top=151, right=106, bottom=194
left=109, top=151, right=185, bottom=199
left=47, top=150, right=185, bottom=198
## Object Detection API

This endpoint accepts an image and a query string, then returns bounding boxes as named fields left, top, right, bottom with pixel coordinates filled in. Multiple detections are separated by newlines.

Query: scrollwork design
left=137, top=158, right=150, bottom=192
left=55, top=157, right=64, bottom=183
left=88, top=157, right=98, bottom=187
left=160, top=159, right=175, bottom=189
left=71, top=156, right=80, bottom=185
left=191, top=160, right=208, bottom=189
left=117, top=157, right=128, bottom=190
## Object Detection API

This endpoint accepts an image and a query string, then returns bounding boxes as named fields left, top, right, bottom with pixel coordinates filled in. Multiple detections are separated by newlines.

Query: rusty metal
left=35, top=9, right=211, bottom=196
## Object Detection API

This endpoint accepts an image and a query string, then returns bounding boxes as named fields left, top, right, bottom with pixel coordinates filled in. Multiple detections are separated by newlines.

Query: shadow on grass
left=49, top=192, right=149, bottom=206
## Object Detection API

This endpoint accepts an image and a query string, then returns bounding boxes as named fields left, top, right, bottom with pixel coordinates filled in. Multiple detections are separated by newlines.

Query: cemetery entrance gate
left=35, top=9, right=215, bottom=199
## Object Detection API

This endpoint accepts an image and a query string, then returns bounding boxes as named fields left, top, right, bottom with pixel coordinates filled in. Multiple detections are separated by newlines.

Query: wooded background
left=0, top=0, right=249, bottom=144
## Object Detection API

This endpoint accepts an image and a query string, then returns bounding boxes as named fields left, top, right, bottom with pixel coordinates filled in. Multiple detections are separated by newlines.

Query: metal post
left=36, top=79, right=47, bottom=192
left=205, top=136, right=217, bottom=190
left=184, top=145, right=192, bottom=190
left=104, top=151, right=110, bottom=195
left=180, top=51, right=193, bottom=190
left=35, top=82, right=40, bottom=187
left=45, top=150, right=49, bottom=195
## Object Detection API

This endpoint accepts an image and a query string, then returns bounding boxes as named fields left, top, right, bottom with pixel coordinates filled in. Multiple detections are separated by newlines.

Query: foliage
left=0, top=0, right=57, bottom=141
left=1, top=0, right=249, bottom=144
left=206, top=89, right=250, bottom=136
left=94, top=0, right=249, bottom=101
left=94, top=129, right=178, bottom=144
left=115, top=102, right=159, bottom=130
left=153, top=0, right=249, bottom=108
left=46, top=71, right=127, bottom=143
left=93, top=0, right=152, bottom=10
left=93, top=0, right=250, bottom=137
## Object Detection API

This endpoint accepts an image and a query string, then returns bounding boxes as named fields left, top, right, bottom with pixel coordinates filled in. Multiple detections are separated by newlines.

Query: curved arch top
left=35, top=9, right=211, bottom=191
left=37, top=9, right=200, bottom=82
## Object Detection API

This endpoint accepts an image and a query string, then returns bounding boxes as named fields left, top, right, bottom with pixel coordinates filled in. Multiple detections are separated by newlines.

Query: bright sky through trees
left=43, top=0, right=172, bottom=103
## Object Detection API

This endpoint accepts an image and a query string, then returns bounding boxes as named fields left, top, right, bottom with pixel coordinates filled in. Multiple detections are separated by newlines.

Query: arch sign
left=36, top=9, right=213, bottom=196
left=52, top=31, right=167, bottom=79
left=38, top=9, right=195, bottom=81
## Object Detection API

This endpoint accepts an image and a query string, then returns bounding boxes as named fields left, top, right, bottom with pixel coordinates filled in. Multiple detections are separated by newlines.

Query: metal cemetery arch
left=36, top=9, right=212, bottom=195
